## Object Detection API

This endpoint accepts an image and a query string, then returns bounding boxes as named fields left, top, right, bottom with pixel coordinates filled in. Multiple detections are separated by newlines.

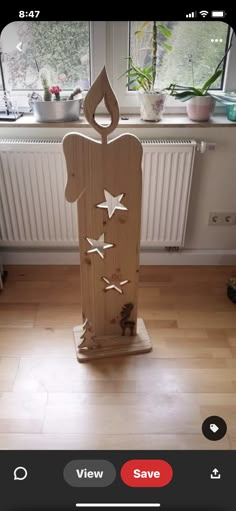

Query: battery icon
left=211, top=10, right=226, bottom=18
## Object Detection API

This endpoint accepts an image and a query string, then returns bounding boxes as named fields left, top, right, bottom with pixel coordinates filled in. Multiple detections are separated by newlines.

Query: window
left=129, top=21, right=229, bottom=91
left=111, top=21, right=234, bottom=112
left=0, top=20, right=234, bottom=114
left=1, top=21, right=90, bottom=91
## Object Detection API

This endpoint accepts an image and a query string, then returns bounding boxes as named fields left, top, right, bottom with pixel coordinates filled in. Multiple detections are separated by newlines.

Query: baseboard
left=1, top=248, right=236, bottom=265
left=140, top=249, right=236, bottom=265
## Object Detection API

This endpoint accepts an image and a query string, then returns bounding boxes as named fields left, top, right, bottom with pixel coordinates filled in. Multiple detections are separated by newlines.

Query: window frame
left=109, top=21, right=236, bottom=114
left=2, top=21, right=235, bottom=115
left=1, top=21, right=106, bottom=110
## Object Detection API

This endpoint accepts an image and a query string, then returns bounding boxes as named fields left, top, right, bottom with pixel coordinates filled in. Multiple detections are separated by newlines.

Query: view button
left=64, top=460, right=116, bottom=487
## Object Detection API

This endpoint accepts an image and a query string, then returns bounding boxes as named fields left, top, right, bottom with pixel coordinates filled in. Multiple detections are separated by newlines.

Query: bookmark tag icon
left=210, top=424, right=219, bottom=433
left=202, top=416, right=227, bottom=441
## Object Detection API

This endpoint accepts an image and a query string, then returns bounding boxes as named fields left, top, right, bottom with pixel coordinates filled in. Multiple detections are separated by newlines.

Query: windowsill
left=0, top=113, right=235, bottom=128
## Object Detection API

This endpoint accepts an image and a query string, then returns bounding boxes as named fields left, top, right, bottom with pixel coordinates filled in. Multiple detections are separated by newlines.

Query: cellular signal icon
left=186, top=11, right=196, bottom=18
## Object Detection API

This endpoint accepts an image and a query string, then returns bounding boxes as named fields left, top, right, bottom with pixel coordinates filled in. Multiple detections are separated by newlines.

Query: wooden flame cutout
left=83, top=66, right=119, bottom=139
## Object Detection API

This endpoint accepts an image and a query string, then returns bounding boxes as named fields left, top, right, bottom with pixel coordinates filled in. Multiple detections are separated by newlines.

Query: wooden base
left=73, top=318, right=152, bottom=363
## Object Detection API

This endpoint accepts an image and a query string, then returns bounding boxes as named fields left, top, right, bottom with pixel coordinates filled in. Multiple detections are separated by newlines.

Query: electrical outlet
left=222, top=213, right=236, bottom=225
left=208, top=212, right=236, bottom=226
left=208, top=212, right=222, bottom=225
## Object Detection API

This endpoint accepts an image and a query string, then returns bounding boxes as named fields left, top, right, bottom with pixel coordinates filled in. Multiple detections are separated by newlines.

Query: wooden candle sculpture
left=63, top=67, right=152, bottom=362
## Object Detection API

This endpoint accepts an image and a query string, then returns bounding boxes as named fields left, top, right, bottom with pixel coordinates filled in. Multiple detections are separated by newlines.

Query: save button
left=120, top=459, right=173, bottom=487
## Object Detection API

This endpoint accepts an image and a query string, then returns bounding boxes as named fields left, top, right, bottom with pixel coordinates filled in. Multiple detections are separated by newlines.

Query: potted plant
left=167, top=67, right=222, bottom=121
left=122, top=21, right=172, bottom=121
left=32, top=74, right=83, bottom=123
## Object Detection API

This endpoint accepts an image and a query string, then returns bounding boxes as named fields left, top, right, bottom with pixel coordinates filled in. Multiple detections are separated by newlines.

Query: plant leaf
left=135, top=21, right=150, bottom=40
left=209, top=93, right=236, bottom=104
left=142, top=65, right=153, bottom=74
left=209, top=94, right=227, bottom=104
left=201, top=69, right=222, bottom=93
left=127, top=79, right=139, bottom=87
left=167, top=84, right=203, bottom=95
left=173, top=90, right=203, bottom=101
left=158, top=24, right=172, bottom=38
left=161, top=42, right=173, bottom=51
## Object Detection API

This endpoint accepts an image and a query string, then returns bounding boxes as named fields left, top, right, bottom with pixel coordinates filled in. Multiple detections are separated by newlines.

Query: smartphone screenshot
left=0, top=7, right=236, bottom=510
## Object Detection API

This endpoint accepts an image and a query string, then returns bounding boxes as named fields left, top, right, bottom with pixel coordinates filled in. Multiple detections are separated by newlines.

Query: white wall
left=0, top=124, right=236, bottom=265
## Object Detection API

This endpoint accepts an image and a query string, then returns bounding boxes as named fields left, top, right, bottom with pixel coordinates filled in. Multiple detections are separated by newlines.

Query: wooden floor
left=0, top=265, right=235, bottom=450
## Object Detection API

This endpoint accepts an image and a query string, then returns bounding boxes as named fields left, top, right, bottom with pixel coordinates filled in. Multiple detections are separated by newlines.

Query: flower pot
left=186, top=96, right=215, bottom=122
left=33, top=98, right=82, bottom=122
left=226, top=104, right=236, bottom=122
left=138, top=91, right=166, bottom=121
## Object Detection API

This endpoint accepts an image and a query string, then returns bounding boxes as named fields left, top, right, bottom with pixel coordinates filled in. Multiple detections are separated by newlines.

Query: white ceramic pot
left=186, top=96, right=215, bottom=122
left=138, top=91, right=166, bottom=121
left=33, top=98, right=82, bottom=122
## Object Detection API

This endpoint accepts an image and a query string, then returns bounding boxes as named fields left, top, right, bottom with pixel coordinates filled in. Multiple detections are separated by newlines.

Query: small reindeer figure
left=120, top=303, right=135, bottom=336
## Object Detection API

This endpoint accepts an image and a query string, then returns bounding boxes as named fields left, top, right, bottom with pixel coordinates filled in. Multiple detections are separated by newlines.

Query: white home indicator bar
left=211, top=11, right=226, bottom=18
left=76, top=505, right=161, bottom=508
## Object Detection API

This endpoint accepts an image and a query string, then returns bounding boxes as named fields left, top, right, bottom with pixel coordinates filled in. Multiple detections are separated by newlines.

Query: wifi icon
left=200, top=10, right=209, bottom=17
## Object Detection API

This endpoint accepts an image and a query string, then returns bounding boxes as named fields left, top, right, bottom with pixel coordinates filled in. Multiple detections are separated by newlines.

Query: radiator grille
left=141, top=140, right=196, bottom=246
left=0, top=139, right=196, bottom=248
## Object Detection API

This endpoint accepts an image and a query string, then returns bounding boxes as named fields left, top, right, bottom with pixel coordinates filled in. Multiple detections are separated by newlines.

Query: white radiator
left=141, top=140, right=197, bottom=247
left=0, top=139, right=197, bottom=249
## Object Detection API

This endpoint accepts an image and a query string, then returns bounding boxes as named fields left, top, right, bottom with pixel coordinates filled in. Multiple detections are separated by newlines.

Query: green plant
left=41, top=76, right=52, bottom=101
left=122, top=21, right=172, bottom=92
left=167, top=68, right=222, bottom=101
left=166, top=32, right=235, bottom=102
left=210, top=91, right=236, bottom=105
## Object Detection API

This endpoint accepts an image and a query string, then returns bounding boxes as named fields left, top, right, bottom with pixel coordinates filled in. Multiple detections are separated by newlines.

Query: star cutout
left=96, top=189, right=128, bottom=219
left=102, top=276, right=129, bottom=294
left=86, top=234, right=114, bottom=259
